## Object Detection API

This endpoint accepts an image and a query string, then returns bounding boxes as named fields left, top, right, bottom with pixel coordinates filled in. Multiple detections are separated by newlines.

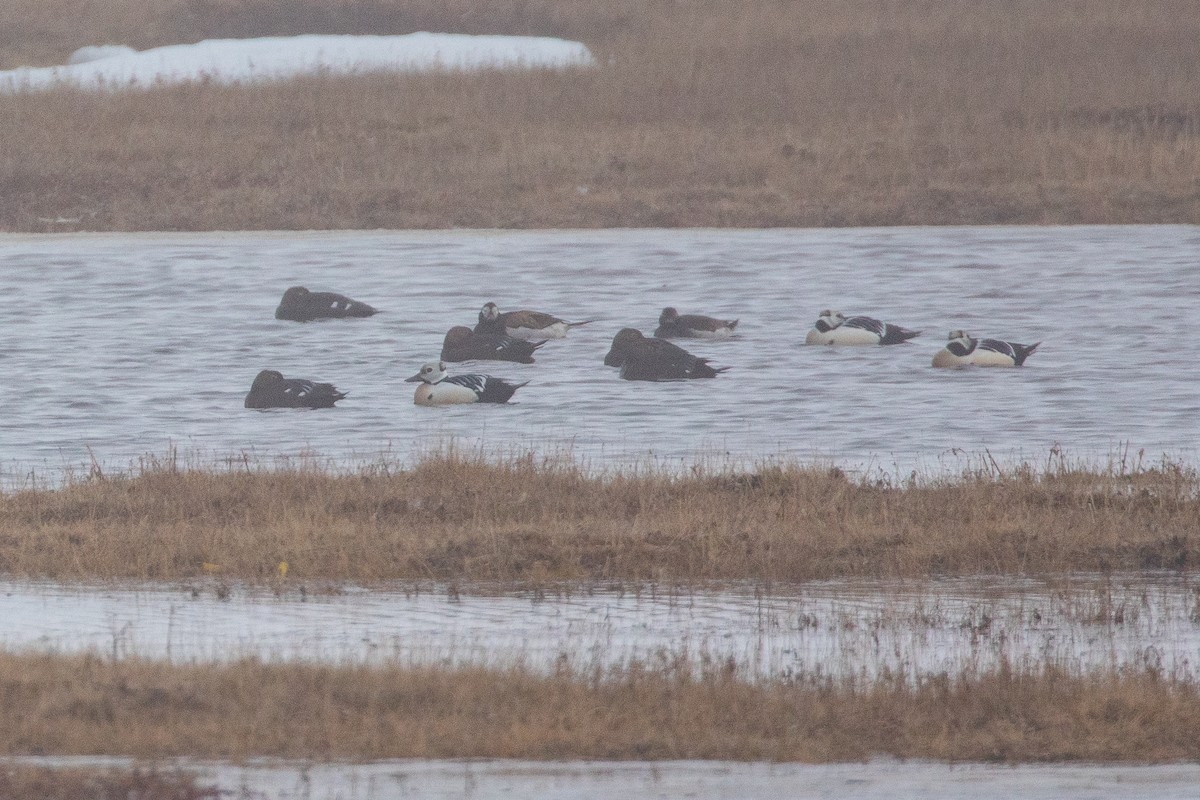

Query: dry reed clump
left=0, top=453, right=1197, bottom=583
left=2, top=650, right=1200, bottom=762
left=0, top=0, right=1198, bottom=230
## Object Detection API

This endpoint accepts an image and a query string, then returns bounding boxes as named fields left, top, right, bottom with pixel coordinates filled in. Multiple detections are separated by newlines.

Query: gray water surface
left=5, top=577, right=1199, bottom=681
left=1, top=226, right=1197, bottom=480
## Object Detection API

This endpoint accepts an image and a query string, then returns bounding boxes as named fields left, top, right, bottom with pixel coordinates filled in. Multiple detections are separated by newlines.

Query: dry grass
left=0, top=763, right=216, bottom=800
left=1, top=452, right=1197, bottom=584
left=0, top=0, right=1197, bottom=230
left=2, top=650, right=1199, bottom=762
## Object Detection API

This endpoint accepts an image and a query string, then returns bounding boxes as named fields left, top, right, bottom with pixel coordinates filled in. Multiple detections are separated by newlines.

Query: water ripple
left=0, top=226, right=1197, bottom=479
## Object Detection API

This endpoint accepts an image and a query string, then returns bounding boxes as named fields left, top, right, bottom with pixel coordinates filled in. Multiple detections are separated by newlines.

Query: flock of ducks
left=245, top=285, right=1041, bottom=409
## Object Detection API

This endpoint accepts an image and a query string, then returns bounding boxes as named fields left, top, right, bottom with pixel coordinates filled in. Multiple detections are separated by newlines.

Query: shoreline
left=2, top=221, right=1195, bottom=236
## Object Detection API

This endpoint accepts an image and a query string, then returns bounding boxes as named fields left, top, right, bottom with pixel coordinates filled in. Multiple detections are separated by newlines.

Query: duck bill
left=404, top=373, right=423, bottom=383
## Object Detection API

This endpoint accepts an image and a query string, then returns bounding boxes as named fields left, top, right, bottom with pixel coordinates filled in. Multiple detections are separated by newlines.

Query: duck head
left=945, top=330, right=977, bottom=356
left=814, top=310, right=846, bottom=332
left=604, top=328, right=646, bottom=366
left=279, top=286, right=310, bottom=307
left=443, top=326, right=473, bottom=347
left=406, top=361, right=447, bottom=384
left=249, top=369, right=285, bottom=392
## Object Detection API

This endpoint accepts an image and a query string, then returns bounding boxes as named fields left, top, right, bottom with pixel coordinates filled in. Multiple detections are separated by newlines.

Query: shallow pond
left=4, top=577, right=1199, bottom=681
left=1, top=226, right=1197, bottom=482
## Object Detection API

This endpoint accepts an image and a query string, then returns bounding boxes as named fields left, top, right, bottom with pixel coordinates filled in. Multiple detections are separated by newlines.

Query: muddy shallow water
left=1, top=226, right=1197, bottom=483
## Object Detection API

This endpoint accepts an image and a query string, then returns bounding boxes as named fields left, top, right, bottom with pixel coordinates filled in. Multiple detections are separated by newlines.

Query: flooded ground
left=7, top=755, right=1200, bottom=799
left=3, top=576, right=1198, bottom=681
left=1, top=226, right=1198, bottom=483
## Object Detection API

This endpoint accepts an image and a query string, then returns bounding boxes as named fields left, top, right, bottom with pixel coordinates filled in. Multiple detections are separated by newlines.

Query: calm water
left=0, top=225, right=1197, bottom=481
left=4, top=577, right=1199, bottom=681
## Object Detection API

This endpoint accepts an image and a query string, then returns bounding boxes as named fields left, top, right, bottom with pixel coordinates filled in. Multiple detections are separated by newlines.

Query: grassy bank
left=1, top=0, right=1198, bottom=230
left=0, top=764, right=214, bottom=800
left=1, top=453, right=1196, bottom=584
left=3, top=651, right=1199, bottom=762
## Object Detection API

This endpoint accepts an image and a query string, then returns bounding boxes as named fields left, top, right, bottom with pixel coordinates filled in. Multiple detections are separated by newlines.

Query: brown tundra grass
left=3, top=651, right=1200, bottom=762
left=0, top=0, right=1197, bottom=230
left=0, top=452, right=1196, bottom=584
left=0, top=764, right=216, bottom=800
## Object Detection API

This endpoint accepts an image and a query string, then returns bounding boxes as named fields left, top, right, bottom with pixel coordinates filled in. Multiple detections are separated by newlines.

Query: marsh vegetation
left=4, top=651, right=1200, bottom=763
left=1, top=452, right=1196, bottom=584
left=3, top=1, right=1198, bottom=774
left=1, top=0, right=1197, bottom=230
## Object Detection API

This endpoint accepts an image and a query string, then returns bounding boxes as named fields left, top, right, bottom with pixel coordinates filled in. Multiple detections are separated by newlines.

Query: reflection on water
left=3, top=577, right=1199, bottom=681
left=1, top=226, right=1198, bottom=482
left=7, top=756, right=1200, bottom=800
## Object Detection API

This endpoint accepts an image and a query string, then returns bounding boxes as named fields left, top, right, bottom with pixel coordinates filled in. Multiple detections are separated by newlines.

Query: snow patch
left=67, top=45, right=139, bottom=65
left=1, top=33, right=595, bottom=92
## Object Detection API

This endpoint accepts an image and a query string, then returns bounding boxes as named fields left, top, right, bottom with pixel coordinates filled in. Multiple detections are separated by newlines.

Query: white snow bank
left=66, top=45, right=139, bottom=65
left=0, top=33, right=594, bottom=92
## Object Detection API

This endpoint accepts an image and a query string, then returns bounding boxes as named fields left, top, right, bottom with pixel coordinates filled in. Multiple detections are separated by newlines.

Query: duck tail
left=482, top=379, right=530, bottom=404
left=568, top=319, right=597, bottom=328
left=882, top=326, right=921, bottom=345
left=693, top=364, right=731, bottom=378
left=1013, top=342, right=1041, bottom=366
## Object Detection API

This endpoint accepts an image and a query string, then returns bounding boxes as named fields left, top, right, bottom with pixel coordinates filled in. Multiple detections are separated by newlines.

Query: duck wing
left=980, top=338, right=1040, bottom=365
left=879, top=322, right=920, bottom=344
left=288, top=379, right=347, bottom=408
left=844, top=316, right=887, bottom=337
left=305, top=291, right=377, bottom=318
left=500, top=309, right=563, bottom=328
left=444, top=374, right=488, bottom=397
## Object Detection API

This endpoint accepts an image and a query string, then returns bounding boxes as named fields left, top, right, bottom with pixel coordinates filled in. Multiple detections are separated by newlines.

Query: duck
left=440, top=326, right=545, bottom=364
left=275, top=286, right=379, bottom=322
left=474, top=302, right=594, bottom=340
left=603, top=328, right=729, bottom=380
left=804, top=310, right=920, bottom=345
left=932, top=330, right=1041, bottom=368
left=244, top=370, right=347, bottom=409
left=653, top=307, right=739, bottom=340
left=404, top=361, right=528, bottom=405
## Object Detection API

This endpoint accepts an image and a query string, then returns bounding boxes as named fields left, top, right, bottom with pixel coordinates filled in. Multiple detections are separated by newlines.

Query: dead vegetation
left=0, top=0, right=1197, bottom=230
left=2, top=650, right=1199, bottom=762
left=0, top=763, right=216, bottom=800
left=1, top=452, right=1196, bottom=584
